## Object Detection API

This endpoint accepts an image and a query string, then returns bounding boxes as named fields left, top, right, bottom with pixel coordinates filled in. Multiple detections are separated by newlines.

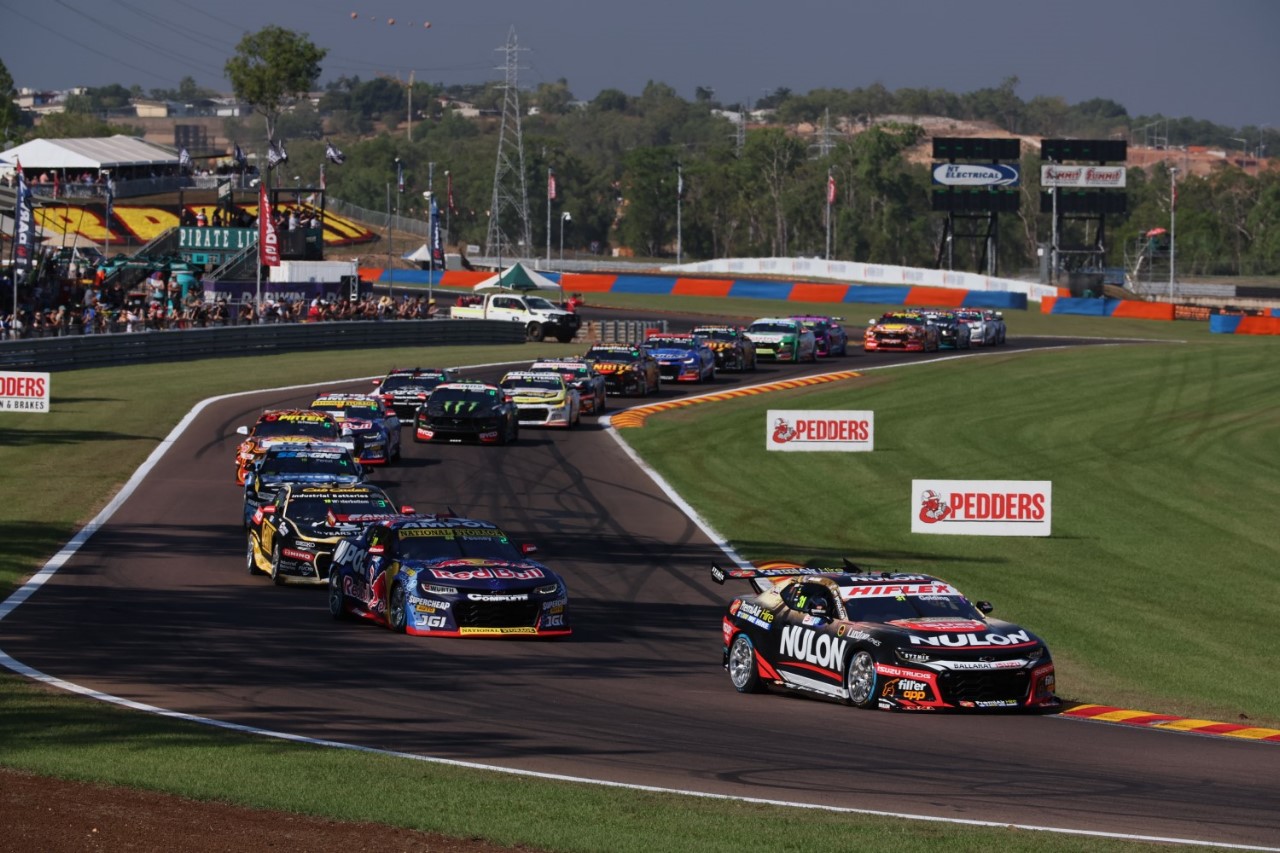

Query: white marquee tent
left=0, top=135, right=179, bottom=175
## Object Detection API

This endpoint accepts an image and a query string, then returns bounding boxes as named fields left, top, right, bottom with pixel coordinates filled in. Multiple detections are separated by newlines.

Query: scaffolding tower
left=483, top=27, right=532, bottom=265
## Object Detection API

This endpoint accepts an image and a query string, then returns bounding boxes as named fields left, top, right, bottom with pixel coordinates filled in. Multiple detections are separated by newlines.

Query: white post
left=676, top=163, right=683, bottom=265
left=1169, top=167, right=1177, bottom=300
left=546, top=167, right=553, bottom=266
left=824, top=168, right=832, bottom=261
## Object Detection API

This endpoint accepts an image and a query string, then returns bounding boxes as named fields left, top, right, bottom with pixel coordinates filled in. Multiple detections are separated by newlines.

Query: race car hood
left=647, top=347, right=697, bottom=361
left=867, top=617, right=1044, bottom=651
left=253, top=435, right=356, bottom=452
left=746, top=333, right=791, bottom=343
left=405, top=558, right=558, bottom=591
left=590, top=361, right=635, bottom=374
left=506, top=385, right=565, bottom=400
left=316, top=511, right=403, bottom=536
left=260, top=472, right=362, bottom=489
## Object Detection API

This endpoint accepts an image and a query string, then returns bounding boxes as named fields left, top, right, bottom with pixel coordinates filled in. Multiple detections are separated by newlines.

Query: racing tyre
left=246, top=533, right=261, bottom=575
left=845, top=649, right=878, bottom=708
left=728, top=634, right=765, bottom=694
left=269, top=543, right=285, bottom=586
left=327, top=570, right=350, bottom=620
left=388, top=582, right=408, bottom=633
left=526, top=322, right=545, bottom=342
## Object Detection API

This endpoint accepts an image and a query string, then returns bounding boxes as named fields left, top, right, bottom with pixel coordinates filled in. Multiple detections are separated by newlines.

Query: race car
left=643, top=332, right=717, bottom=383
left=583, top=344, right=662, bottom=396
left=414, top=381, right=519, bottom=445
left=246, top=483, right=408, bottom=585
left=690, top=325, right=757, bottom=372
left=714, top=562, right=1059, bottom=712
left=863, top=312, right=940, bottom=353
left=954, top=309, right=1007, bottom=346
left=498, top=371, right=581, bottom=428
left=233, top=409, right=351, bottom=485
left=242, top=442, right=366, bottom=528
left=309, top=392, right=402, bottom=465
left=745, top=318, right=818, bottom=362
left=916, top=309, right=971, bottom=350
left=372, top=367, right=462, bottom=418
left=327, top=514, right=572, bottom=637
left=790, top=315, right=850, bottom=357
left=529, top=358, right=608, bottom=415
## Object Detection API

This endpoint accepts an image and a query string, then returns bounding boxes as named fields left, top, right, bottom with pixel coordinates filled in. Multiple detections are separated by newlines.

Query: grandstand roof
left=0, top=135, right=179, bottom=171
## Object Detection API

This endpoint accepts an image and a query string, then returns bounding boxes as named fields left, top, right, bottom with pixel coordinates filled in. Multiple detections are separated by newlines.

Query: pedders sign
left=911, top=479, right=1052, bottom=537
left=767, top=409, right=873, bottom=452
left=0, top=370, right=50, bottom=414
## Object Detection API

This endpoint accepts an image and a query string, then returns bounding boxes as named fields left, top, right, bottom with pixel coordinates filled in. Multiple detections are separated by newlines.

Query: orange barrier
left=906, top=286, right=966, bottom=307
left=561, top=273, right=620, bottom=293
left=1040, top=296, right=1058, bottom=313
left=789, top=282, right=849, bottom=303
left=671, top=277, right=735, bottom=297
left=1236, top=316, right=1280, bottom=335
left=438, top=270, right=491, bottom=287
left=1111, top=301, right=1175, bottom=320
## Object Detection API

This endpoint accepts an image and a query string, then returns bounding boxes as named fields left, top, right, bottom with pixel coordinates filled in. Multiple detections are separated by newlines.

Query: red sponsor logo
left=428, top=566, right=545, bottom=581
left=0, top=375, right=46, bottom=397
left=949, top=491, right=1046, bottom=521
left=282, top=548, right=315, bottom=563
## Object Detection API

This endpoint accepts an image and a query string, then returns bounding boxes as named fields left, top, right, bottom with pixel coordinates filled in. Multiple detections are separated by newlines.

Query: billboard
left=1041, top=165, right=1127, bottom=188
left=0, top=371, right=50, bottom=414
left=932, top=163, right=1020, bottom=187
left=911, top=480, right=1052, bottom=536
left=767, top=410, right=874, bottom=452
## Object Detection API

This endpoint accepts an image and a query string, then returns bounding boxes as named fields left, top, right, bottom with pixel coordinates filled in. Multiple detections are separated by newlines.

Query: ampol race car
left=583, top=344, right=662, bottom=397
left=233, top=409, right=351, bottom=485
left=242, top=441, right=366, bottom=528
left=327, top=514, right=571, bottom=637
left=916, top=309, right=971, bottom=350
left=714, top=562, right=1059, bottom=712
left=414, top=382, right=519, bottom=445
left=499, top=371, right=581, bottom=427
left=529, top=358, right=607, bottom=415
left=790, top=315, right=850, bottom=357
left=643, top=332, right=717, bottom=382
left=745, top=318, right=818, bottom=362
left=690, top=325, right=757, bottom=372
left=372, top=367, right=462, bottom=418
left=954, top=309, right=1007, bottom=346
left=863, top=312, right=940, bottom=353
left=246, top=483, right=409, bottom=585
left=309, top=392, right=402, bottom=464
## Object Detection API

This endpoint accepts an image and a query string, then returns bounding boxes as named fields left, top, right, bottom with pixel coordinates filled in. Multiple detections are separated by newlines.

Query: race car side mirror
left=976, top=600, right=994, bottom=614
left=367, top=544, right=385, bottom=556
left=520, top=543, right=539, bottom=555
left=400, top=505, right=416, bottom=514
left=260, top=505, right=276, bottom=516
left=235, top=425, right=250, bottom=435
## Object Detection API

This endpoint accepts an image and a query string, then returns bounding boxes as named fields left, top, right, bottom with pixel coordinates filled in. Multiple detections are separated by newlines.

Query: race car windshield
left=844, top=593, right=983, bottom=623
left=647, top=338, right=693, bottom=349
left=254, top=419, right=336, bottom=439
left=750, top=323, right=795, bottom=334
left=696, top=329, right=736, bottom=341
left=501, top=377, right=562, bottom=391
left=587, top=349, right=641, bottom=362
left=260, top=454, right=355, bottom=478
left=427, top=388, right=500, bottom=414
left=381, top=374, right=445, bottom=392
left=315, top=404, right=382, bottom=421
left=396, top=530, right=522, bottom=561
left=288, top=495, right=392, bottom=523
left=882, top=316, right=924, bottom=326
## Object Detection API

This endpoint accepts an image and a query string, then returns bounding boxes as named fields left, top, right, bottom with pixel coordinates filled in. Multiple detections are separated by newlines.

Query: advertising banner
left=0, top=370, right=50, bottom=414
left=931, top=163, right=1020, bottom=187
left=258, top=183, right=280, bottom=267
left=911, top=480, right=1052, bottom=536
left=1040, top=165, right=1127, bottom=188
left=767, top=409, right=874, bottom=452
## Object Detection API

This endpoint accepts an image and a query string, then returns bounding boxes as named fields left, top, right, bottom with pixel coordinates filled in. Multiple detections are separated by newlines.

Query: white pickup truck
left=450, top=290, right=581, bottom=342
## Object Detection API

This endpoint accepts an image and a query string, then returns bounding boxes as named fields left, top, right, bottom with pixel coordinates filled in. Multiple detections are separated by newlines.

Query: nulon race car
left=863, top=312, right=940, bottom=353
left=242, top=442, right=365, bottom=527
left=643, top=332, right=717, bottom=383
left=498, top=371, right=581, bottom=427
left=529, top=358, right=607, bottom=415
left=745, top=318, right=817, bottom=362
left=583, top=344, right=661, bottom=397
left=233, top=409, right=351, bottom=485
left=372, top=367, right=462, bottom=418
left=327, top=514, right=571, bottom=637
left=690, top=325, right=757, bottom=372
left=713, top=562, right=1059, bottom=712
left=309, top=392, right=402, bottom=465
left=246, top=483, right=409, bottom=585
left=414, top=382, right=519, bottom=445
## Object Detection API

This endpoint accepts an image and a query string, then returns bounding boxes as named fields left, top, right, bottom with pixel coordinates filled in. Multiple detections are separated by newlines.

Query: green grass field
left=1, top=301, right=1275, bottom=852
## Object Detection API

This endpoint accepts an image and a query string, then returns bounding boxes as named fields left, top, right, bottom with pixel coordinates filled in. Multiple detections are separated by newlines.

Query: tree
left=224, top=25, right=327, bottom=145
left=0, top=57, right=23, bottom=145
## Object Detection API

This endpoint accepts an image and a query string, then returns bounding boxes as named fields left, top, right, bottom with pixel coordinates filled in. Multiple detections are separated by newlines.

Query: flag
left=258, top=183, right=280, bottom=267
left=232, top=142, right=247, bottom=168
left=52, top=171, right=61, bottom=198
left=677, top=167, right=683, bottom=200
left=548, top=168, right=557, bottom=201
left=826, top=172, right=836, bottom=205
left=267, top=139, right=288, bottom=170
left=179, top=147, right=193, bottom=172
left=430, top=195, right=444, bottom=265
left=325, top=140, right=346, bottom=165
left=446, top=170, right=456, bottom=213
left=105, top=177, right=115, bottom=224
left=396, top=159, right=404, bottom=193
left=13, top=158, right=34, bottom=270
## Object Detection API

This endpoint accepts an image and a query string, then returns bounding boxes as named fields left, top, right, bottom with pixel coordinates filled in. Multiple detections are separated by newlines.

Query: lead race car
left=327, top=514, right=571, bottom=637
left=713, top=561, right=1059, bottom=712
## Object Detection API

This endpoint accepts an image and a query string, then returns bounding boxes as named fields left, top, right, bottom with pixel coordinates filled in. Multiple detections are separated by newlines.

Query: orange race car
left=232, top=409, right=353, bottom=484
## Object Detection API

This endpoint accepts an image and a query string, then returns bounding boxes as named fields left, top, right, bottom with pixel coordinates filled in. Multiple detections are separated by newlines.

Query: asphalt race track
left=2, top=319, right=1277, bottom=849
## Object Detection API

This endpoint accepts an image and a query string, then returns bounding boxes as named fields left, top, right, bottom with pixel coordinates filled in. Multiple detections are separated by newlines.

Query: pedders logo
left=912, top=479, right=1052, bottom=537
left=767, top=409, right=874, bottom=453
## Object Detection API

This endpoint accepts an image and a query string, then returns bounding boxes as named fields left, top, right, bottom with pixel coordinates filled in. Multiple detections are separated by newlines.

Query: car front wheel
left=728, top=634, right=764, bottom=693
left=845, top=649, right=878, bottom=708
left=328, top=570, right=349, bottom=620
left=246, top=533, right=261, bottom=575
left=269, top=543, right=285, bottom=586
left=388, top=582, right=408, bottom=633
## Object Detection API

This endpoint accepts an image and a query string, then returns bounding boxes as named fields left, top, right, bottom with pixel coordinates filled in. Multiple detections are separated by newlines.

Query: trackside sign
left=0, top=370, right=50, bottom=414
left=767, top=409, right=874, bottom=452
left=912, top=479, right=1052, bottom=536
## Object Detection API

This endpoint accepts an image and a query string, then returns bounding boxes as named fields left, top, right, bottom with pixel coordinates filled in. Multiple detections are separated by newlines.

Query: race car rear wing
left=711, top=561, right=853, bottom=594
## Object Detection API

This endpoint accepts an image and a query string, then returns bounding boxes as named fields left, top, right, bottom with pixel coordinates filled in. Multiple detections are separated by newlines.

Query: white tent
left=471, top=262, right=562, bottom=293
left=402, top=244, right=434, bottom=262
left=0, top=135, right=179, bottom=171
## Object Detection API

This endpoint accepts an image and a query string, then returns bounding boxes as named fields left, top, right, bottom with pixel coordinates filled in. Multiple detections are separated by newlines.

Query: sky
left=2, top=0, right=1276, bottom=131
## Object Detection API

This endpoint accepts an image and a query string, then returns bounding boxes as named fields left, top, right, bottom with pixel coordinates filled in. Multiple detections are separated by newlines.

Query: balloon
left=350, top=11, right=357, bottom=19
left=388, top=18, right=395, bottom=25
left=424, top=21, right=431, bottom=28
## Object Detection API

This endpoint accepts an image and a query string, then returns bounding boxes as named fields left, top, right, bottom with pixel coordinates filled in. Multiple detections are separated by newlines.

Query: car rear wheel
left=246, top=533, right=261, bottom=575
left=327, top=570, right=349, bottom=620
left=845, top=649, right=878, bottom=708
left=388, top=582, right=408, bottom=633
left=728, top=634, right=764, bottom=694
left=269, top=543, right=285, bottom=586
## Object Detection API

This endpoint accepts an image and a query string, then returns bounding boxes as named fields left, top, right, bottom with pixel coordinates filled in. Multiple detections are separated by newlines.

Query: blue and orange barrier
left=1040, top=297, right=1175, bottom=320
left=1210, top=310, right=1280, bottom=335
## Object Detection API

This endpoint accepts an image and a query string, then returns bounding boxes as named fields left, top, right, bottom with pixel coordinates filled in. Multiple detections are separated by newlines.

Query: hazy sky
left=2, top=0, right=1275, bottom=130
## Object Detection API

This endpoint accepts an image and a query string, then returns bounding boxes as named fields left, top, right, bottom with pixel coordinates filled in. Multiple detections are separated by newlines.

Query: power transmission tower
left=484, top=26, right=532, bottom=264
left=735, top=99, right=748, bottom=156
left=810, top=108, right=839, bottom=159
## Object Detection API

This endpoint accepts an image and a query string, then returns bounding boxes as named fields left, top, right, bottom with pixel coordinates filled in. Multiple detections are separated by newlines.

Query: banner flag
left=325, top=140, right=346, bottom=165
left=179, top=147, right=193, bottom=172
left=548, top=168, right=557, bottom=201
left=430, top=196, right=444, bottom=265
left=258, top=183, right=280, bottom=267
left=827, top=172, right=837, bottom=205
left=14, top=158, right=34, bottom=270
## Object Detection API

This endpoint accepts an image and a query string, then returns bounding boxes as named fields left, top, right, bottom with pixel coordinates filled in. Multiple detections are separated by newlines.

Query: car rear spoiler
left=711, top=560, right=860, bottom=594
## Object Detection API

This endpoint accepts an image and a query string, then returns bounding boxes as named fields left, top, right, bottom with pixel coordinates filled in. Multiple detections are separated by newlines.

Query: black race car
left=691, top=325, right=758, bottom=372
left=373, top=367, right=462, bottom=418
left=242, top=442, right=365, bottom=528
left=583, top=344, right=661, bottom=397
left=413, top=381, right=519, bottom=445
left=714, top=562, right=1059, bottom=712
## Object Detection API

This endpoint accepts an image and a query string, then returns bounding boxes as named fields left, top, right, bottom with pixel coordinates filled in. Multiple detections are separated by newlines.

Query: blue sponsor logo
left=931, top=163, right=1020, bottom=187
